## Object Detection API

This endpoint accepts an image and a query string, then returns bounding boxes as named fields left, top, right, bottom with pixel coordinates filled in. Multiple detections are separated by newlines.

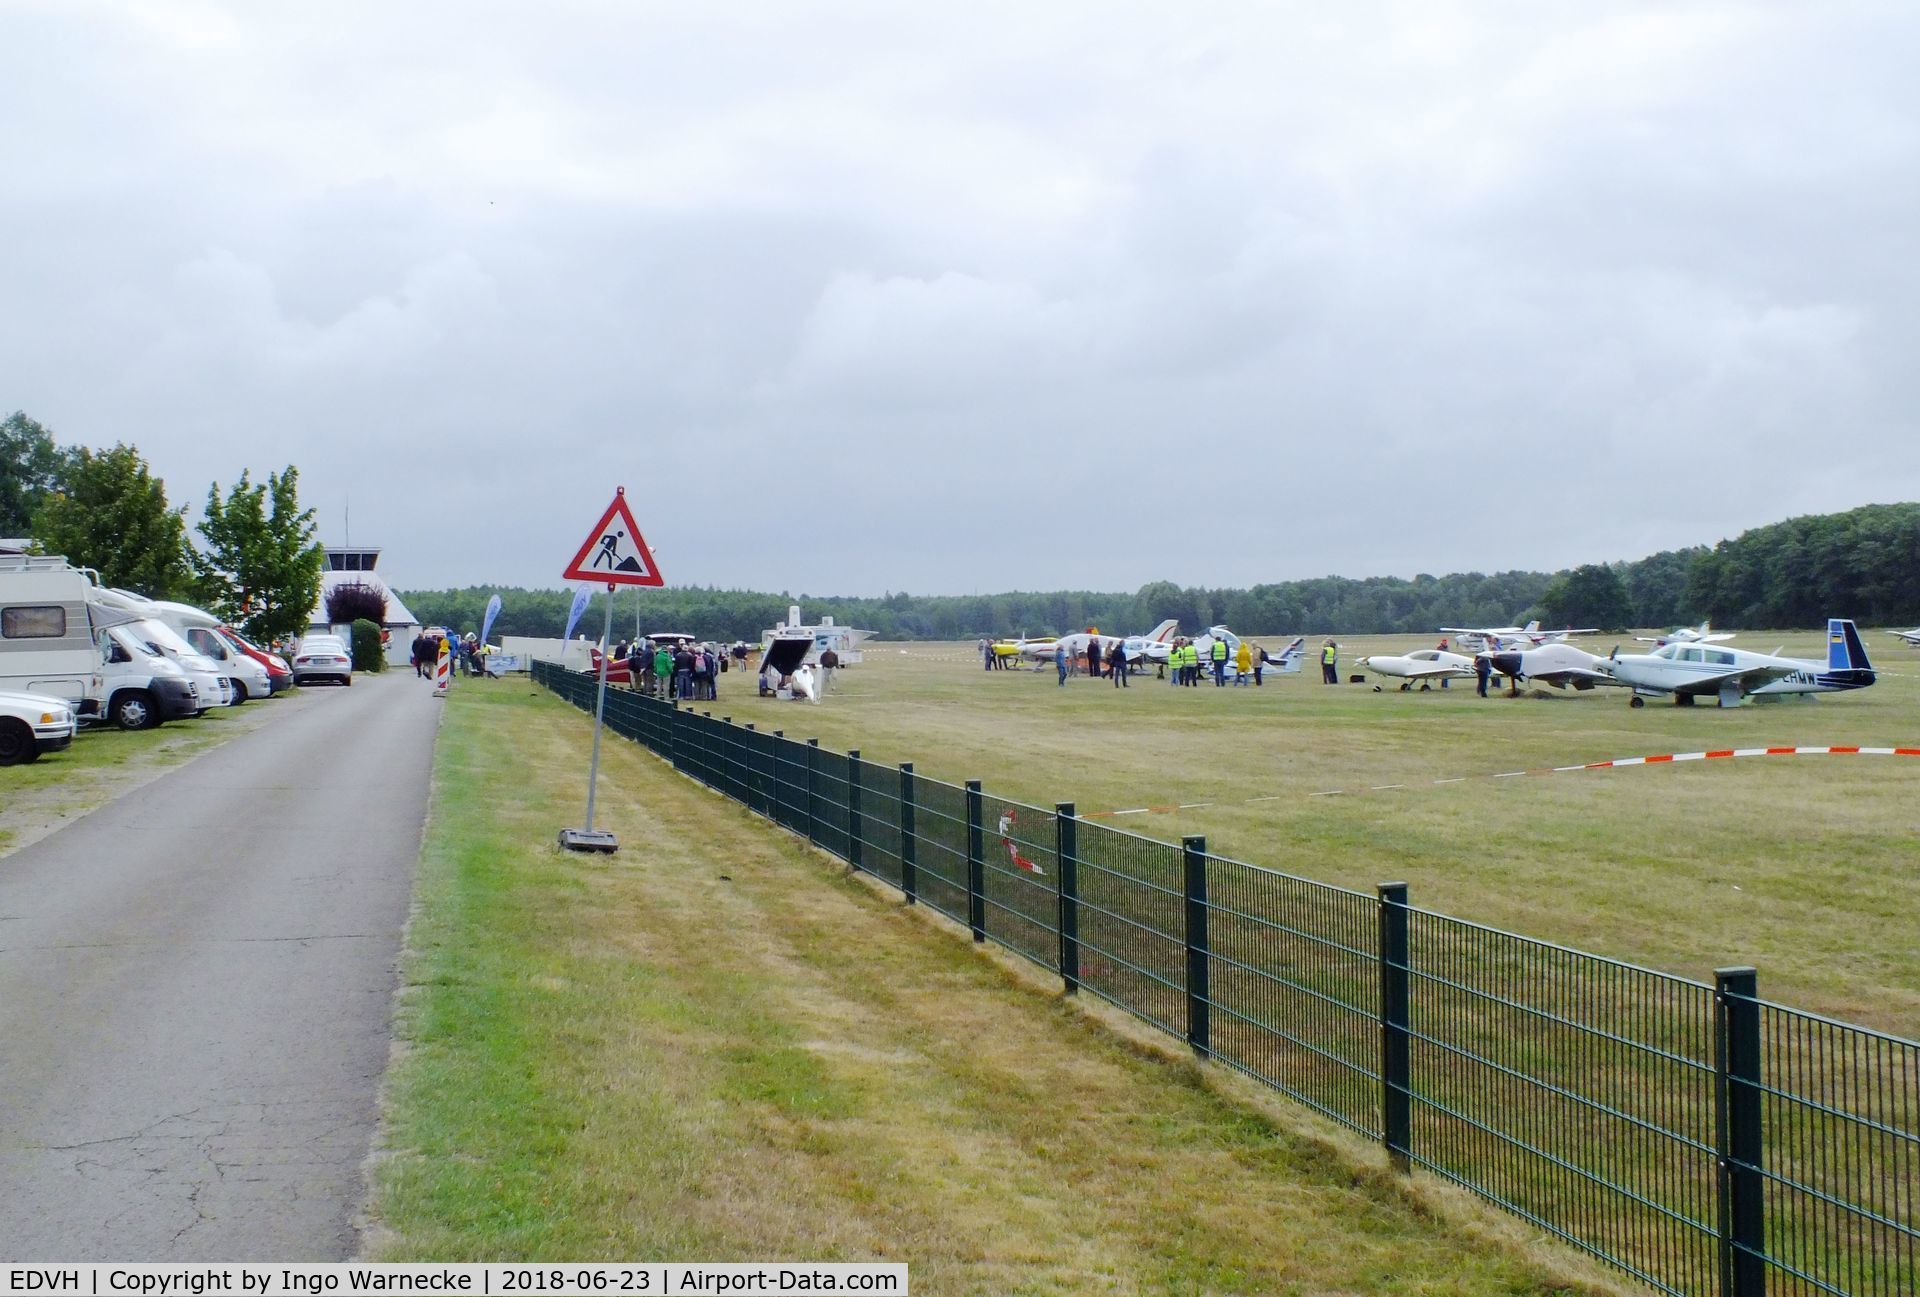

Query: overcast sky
left=3, top=2, right=1916, bottom=596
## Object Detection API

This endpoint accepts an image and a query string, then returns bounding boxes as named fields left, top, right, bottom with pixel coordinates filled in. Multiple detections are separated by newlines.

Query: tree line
left=399, top=503, right=1920, bottom=642
left=0, top=410, right=325, bottom=645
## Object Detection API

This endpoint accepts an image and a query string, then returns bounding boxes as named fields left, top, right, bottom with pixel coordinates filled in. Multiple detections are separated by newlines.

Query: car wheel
left=229, top=678, right=249, bottom=704
left=342, top=675, right=353, bottom=687
left=0, top=718, right=36, bottom=765
left=112, top=690, right=159, bottom=731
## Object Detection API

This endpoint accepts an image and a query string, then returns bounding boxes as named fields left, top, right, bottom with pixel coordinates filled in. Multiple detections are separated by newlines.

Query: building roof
left=310, top=547, right=419, bottom=628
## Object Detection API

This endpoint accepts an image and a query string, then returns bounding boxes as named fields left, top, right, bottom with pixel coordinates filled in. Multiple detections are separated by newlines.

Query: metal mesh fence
left=1072, top=821, right=1186, bottom=1038
left=1203, top=855, right=1380, bottom=1136
left=1751, top=997, right=1919, bottom=1297
left=530, top=659, right=1917, bottom=1297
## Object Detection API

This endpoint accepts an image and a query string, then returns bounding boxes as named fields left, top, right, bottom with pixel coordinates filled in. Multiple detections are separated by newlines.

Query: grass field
left=683, top=630, right=1920, bottom=1037
left=373, top=681, right=1626, bottom=1293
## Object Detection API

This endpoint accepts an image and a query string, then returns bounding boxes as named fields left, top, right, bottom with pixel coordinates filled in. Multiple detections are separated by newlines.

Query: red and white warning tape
left=1079, top=745, right=1920, bottom=818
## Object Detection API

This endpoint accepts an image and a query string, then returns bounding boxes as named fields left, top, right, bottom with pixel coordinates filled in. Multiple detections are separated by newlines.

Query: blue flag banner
left=480, top=594, right=502, bottom=647
left=563, top=587, right=592, bottom=641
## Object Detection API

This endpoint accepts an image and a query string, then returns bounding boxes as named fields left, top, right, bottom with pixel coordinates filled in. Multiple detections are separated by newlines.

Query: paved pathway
left=0, top=671, right=442, bottom=1260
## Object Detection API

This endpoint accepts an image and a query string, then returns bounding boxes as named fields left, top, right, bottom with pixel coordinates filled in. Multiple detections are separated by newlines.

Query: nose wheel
left=1629, top=695, right=1646, bottom=708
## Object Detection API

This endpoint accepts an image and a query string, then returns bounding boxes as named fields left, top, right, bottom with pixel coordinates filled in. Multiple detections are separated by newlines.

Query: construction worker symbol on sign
left=594, top=528, right=645, bottom=574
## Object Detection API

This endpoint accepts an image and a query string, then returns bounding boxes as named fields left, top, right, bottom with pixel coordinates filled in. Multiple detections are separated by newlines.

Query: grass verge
left=371, top=681, right=1619, bottom=1294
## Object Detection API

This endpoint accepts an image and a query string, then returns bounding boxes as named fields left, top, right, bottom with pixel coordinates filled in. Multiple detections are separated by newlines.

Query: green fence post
left=806, top=739, right=821, bottom=846
left=965, top=779, right=986, bottom=942
left=899, top=763, right=917, bottom=905
left=772, top=731, right=786, bottom=830
left=847, top=750, right=863, bottom=872
left=1378, top=881, right=1412, bottom=1171
left=1056, top=802, right=1079, bottom=995
left=721, top=718, right=733, bottom=802
left=743, top=725, right=757, bottom=815
left=1183, top=835, right=1211, bottom=1057
left=1715, top=966, right=1765, bottom=1297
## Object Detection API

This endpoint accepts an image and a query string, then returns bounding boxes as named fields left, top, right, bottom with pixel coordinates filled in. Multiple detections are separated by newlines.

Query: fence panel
left=1072, top=821, right=1187, bottom=1037
left=851, top=758, right=903, bottom=889
left=1202, top=855, right=1381, bottom=1137
left=773, top=735, right=811, bottom=837
left=1750, top=998, right=1919, bottom=1297
left=907, top=774, right=972, bottom=927
left=812, top=746, right=853, bottom=861
left=1402, top=909, right=1721, bottom=1296
left=977, top=794, right=1059, bottom=972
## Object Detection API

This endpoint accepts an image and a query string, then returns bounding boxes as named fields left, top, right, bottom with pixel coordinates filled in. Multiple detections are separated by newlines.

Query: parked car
left=217, top=626, right=293, bottom=694
left=180, top=624, right=274, bottom=701
left=0, top=688, right=78, bottom=764
left=293, top=634, right=353, bottom=687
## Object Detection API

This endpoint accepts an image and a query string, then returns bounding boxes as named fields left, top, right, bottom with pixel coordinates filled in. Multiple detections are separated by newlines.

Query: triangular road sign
left=562, top=487, right=664, bottom=587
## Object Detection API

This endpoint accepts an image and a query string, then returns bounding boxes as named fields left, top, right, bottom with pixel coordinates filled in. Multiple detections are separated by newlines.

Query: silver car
left=292, top=634, right=354, bottom=687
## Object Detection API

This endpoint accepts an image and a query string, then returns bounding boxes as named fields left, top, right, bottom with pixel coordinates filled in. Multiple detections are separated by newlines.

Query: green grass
left=699, top=634, right=1920, bottom=1036
left=372, top=681, right=1619, bottom=1293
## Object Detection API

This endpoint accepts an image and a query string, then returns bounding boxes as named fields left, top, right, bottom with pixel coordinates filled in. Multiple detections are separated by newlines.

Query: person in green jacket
left=653, top=644, right=673, bottom=699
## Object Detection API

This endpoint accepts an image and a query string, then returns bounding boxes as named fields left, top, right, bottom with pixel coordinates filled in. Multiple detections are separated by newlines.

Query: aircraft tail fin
left=1524, top=620, right=1540, bottom=634
left=1147, top=618, right=1178, bottom=643
left=1828, top=619, right=1873, bottom=673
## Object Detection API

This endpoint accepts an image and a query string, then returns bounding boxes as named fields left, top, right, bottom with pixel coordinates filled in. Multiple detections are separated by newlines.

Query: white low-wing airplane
left=1480, top=642, right=1622, bottom=693
left=1439, top=619, right=1597, bottom=651
left=1004, top=620, right=1177, bottom=664
left=1634, top=621, right=1734, bottom=646
left=1355, top=648, right=1479, bottom=690
left=1594, top=619, right=1875, bottom=707
left=1887, top=627, right=1920, bottom=646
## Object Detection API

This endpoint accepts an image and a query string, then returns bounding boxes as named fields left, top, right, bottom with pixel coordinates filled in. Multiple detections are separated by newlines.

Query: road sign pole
left=561, top=588, right=621, bottom=853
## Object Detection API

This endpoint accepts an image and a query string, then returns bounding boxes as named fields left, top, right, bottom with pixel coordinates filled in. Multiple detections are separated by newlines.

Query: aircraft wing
left=1668, top=664, right=1798, bottom=696
left=1889, top=629, right=1920, bottom=645
left=1522, top=666, right=1623, bottom=690
left=1402, top=662, right=1475, bottom=679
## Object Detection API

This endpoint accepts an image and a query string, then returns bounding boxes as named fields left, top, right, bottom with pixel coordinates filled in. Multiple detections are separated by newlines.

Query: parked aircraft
left=1481, top=642, right=1621, bottom=694
left=1634, top=621, right=1734, bottom=646
left=1004, top=620, right=1177, bottom=665
left=1355, top=648, right=1478, bottom=690
left=1593, top=619, right=1875, bottom=707
left=1439, top=619, right=1597, bottom=651
left=1887, top=627, right=1920, bottom=646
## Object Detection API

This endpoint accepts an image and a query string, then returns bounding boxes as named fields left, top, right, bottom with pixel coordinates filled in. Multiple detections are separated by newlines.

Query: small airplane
left=1593, top=618, right=1875, bottom=707
left=1002, top=620, right=1178, bottom=665
left=1439, top=619, right=1597, bottom=651
left=1887, top=627, right=1920, bottom=646
left=1633, top=621, right=1734, bottom=646
left=1355, top=648, right=1479, bottom=690
left=1481, top=642, right=1622, bottom=693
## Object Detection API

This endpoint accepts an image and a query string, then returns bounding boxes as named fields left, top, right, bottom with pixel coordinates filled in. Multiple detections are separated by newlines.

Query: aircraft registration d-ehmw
left=1355, top=648, right=1478, bottom=690
left=1594, top=619, right=1875, bottom=708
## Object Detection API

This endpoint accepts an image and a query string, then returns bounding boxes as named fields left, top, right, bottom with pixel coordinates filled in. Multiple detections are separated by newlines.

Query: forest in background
left=399, top=503, right=1920, bottom=642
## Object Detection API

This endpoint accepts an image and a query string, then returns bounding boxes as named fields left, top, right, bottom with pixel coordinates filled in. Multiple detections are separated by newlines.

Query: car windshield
left=105, top=627, right=164, bottom=659
left=303, top=639, right=345, bottom=654
left=136, top=618, right=197, bottom=657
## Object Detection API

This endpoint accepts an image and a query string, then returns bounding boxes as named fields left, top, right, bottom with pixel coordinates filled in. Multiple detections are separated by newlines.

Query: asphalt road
left=0, top=670, right=442, bottom=1260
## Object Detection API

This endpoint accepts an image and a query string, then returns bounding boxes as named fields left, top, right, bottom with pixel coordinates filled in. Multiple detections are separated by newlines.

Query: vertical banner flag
left=563, top=586, right=593, bottom=641
left=480, top=594, right=502, bottom=647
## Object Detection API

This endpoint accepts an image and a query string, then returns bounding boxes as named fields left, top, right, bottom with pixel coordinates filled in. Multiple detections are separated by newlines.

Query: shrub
left=327, top=581, right=389, bottom=626
left=350, top=618, right=386, bottom=673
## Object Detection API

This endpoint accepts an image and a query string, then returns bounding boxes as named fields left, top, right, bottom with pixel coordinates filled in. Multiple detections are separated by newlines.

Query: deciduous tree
left=196, top=467, right=326, bottom=646
left=32, top=442, right=194, bottom=595
left=0, top=411, right=75, bottom=537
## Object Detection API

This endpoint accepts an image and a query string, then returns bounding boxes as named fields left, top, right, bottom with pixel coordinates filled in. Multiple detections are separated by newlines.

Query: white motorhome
left=104, top=591, right=273, bottom=703
left=87, top=588, right=232, bottom=709
left=0, top=555, right=203, bottom=728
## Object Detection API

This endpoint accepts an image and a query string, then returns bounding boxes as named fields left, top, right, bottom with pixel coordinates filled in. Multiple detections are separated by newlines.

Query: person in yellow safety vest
left=1186, top=641, right=1202, bottom=687
left=1321, top=639, right=1338, bottom=684
left=1210, top=635, right=1229, bottom=686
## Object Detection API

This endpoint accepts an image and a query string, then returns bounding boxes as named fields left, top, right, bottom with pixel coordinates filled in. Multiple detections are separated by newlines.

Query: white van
left=87, top=589, right=232, bottom=710
left=108, top=593, right=274, bottom=703
left=0, top=556, right=202, bottom=728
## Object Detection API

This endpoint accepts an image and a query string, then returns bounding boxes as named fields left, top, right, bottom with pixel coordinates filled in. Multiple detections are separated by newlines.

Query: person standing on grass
left=654, top=643, right=673, bottom=699
left=1234, top=638, right=1253, bottom=685
left=980, top=637, right=992, bottom=671
left=1110, top=639, right=1128, bottom=687
left=1087, top=637, right=1102, bottom=681
left=1055, top=642, right=1068, bottom=685
left=1321, top=640, right=1338, bottom=684
left=1211, top=635, right=1229, bottom=686
left=1475, top=652, right=1493, bottom=698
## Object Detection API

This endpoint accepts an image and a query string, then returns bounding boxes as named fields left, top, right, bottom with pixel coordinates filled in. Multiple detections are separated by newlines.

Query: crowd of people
left=612, top=638, right=730, bottom=701
left=409, top=629, right=492, bottom=679
left=979, top=635, right=1291, bottom=688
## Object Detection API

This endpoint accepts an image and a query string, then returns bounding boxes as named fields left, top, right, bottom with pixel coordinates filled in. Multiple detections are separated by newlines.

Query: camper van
left=103, top=591, right=274, bottom=702
left=0, top=555, right=203, bottom=728
left=87, top=589, right=232, bottom=709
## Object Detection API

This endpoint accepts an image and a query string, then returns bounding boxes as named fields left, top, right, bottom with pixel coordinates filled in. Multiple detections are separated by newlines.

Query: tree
left=1539, top=564, right=1634, bottom=632
left=32, top=443, right=195, bottom=596
left=195, top=467, right=326, bottom=646
left=0, top=411, right=75, bottom=537
left=326, top=582, right=389, bottom=626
